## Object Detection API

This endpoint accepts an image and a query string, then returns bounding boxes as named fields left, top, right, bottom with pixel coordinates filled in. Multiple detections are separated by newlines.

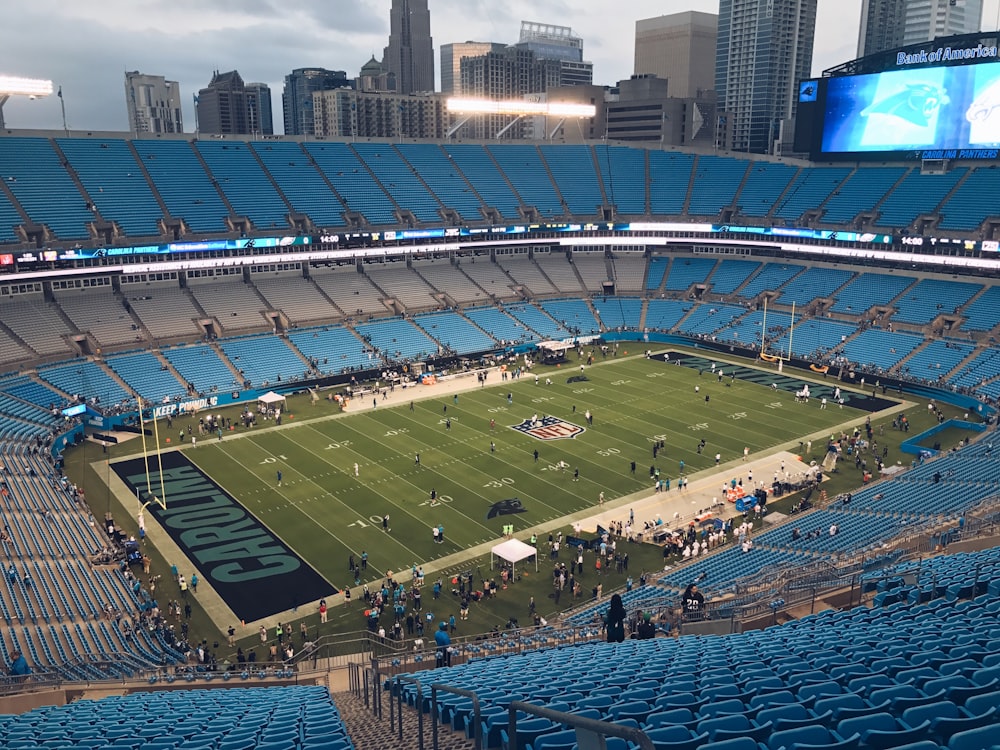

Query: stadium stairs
left=334, top=688, right=476, bottom=750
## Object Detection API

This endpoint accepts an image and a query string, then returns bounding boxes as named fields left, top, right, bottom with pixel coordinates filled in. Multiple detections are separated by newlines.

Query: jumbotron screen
left=803, top=41, right=1000, bottom=161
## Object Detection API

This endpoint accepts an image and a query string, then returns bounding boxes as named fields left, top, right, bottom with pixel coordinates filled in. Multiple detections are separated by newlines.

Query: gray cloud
left=3, top=0, right=998, bottom=133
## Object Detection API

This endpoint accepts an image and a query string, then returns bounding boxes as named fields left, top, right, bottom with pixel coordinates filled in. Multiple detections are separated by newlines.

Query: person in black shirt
left=682, top=583, right=705, bottom=617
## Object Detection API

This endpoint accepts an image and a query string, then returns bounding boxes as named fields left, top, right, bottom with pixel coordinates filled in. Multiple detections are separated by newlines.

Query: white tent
left=257, top=391, right=286, bottom=414
left=490, top=537, right=538, bottom=572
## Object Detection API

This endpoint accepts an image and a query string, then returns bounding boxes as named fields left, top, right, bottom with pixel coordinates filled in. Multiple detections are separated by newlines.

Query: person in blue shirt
left=8, top=651, right=30, bottom=681
left=434, top=622, right=451, bottom=667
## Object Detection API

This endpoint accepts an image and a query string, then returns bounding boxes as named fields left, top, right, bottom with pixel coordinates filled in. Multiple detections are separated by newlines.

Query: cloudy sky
left=2, top=0, right=998, bottom=133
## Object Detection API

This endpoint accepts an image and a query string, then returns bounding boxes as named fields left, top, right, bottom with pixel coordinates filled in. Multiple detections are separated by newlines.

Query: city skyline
left=2, top=0, right=997, bottom=133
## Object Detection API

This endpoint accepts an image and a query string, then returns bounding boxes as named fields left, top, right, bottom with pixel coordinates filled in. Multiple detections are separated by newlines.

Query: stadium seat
left=836, top=712, right=931, bottom=750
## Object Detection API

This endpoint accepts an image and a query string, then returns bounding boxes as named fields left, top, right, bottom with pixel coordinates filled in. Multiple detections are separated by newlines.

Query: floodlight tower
left=0, top=76, right=54, bottom=129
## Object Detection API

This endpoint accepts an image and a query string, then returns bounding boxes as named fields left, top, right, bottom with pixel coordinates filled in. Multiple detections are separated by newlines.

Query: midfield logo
left=511, top=415, right=585, bottom=441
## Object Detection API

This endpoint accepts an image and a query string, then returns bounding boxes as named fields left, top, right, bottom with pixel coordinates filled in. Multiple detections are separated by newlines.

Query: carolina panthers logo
left=511, top=415, right=585, bottom=441
left=487, top=498, right=526, bottom=519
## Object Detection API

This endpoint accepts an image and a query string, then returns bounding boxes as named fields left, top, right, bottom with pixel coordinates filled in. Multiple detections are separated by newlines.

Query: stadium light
left=0, top=76, right=54, bottom=129
left=446, top=97, right=596, bottom=118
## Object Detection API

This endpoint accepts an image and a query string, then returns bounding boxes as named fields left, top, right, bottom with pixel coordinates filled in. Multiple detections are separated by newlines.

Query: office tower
left=124, top=71, right=183, bottom=134
left=312, top=89, right=448, bottom=139
left=458, top=47, right=563, bottom=138
left=282, top=68, right=349, bottom=135
left=903, top=0, right=982, bottom=46
left=715, top=0, right=817, bottom=153
left=383, top=0, right=435, bottom=94
left=245, top=82, right=274, bottom=136
left=634, top=12, right=718, bottom=98
left=515, top=21, right=594, bottom=86
left=858, top=0, right=982, bottom=56
left=440, top=42, right=505, bottom=96
left=195, top=70, right=270, bottom=136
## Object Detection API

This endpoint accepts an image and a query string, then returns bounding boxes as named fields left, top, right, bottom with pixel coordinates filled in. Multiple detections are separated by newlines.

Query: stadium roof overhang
left=824, top=31, right=1000, bottom=76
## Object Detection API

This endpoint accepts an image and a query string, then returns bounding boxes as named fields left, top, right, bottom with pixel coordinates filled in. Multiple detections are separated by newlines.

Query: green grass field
left=166, top=353, right=867, bottom=591
left=66, top=347, right=986, bottom=649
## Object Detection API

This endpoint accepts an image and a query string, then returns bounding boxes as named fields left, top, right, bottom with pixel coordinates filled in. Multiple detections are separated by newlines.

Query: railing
left=507, top=701, right=655, bottom=750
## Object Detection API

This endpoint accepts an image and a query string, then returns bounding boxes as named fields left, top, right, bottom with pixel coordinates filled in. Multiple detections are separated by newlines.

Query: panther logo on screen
left=861, top=83, right=949, bottom=127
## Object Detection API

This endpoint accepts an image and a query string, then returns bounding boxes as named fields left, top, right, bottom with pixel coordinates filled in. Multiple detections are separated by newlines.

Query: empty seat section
left=649, top=152, right=695, bottom=214
left=938, top=167, right=1000, bottom=230
left=104, top=351, right=185, bottom=404
left=573, top=253, right=610, bottom=291
left=647, top=257, right=670, bottom=290
left=665, top=257, right=717, bottom=291
left=354, top=318, right=437, bottom=361
left=776, top=268, right=854, bottom=306
left=54, top=284, right=140, bottom=347
left=38, top=360, right=132, bottom=408
left=0, top=293, right=75, bottom=357
left=540, top=145, right=604, bottom=216
left=738, top=263, right=804, bottom=300
left=351, top=143, right=442, bottom=223
left=645, top=299, right=692, bottom=331
left=125, top=282, right=203, bottom=339
left=820, top=167, right=906, bottom=224
left=196, top=141, right=289, bottom=230
left=535, top=254, right=584, bottom=294
left=413, top=311, right=496, bottom=354
left=365, top=263, right=439, bottom=310
left=594, top=145, right=646, bottom=214
left=250, top=140, right=346, bottom=227
left=893, top=279, right=981, bottom=325
left=875, top=167, right=965, bottom=228
left=396, top=143, right=485, bottom=222
left=304, top=143, right=395, bottom=225
left=311, top=265, right=387, bottom=316
left=497, top=257, right=558, bottom=296
left=414, top=259, right=489, bottom=305
left=774, top=167, right=852, bottom=222
left=489, top=145, right=562, bottom=218
left=709, top=260, right=762, bottom=295
left=0, top=188, right=23, bottom=243
left=771, top=319, right=859, bottom=359
left=132, top=140, right=230, bottom=233
left=540, top=299, right=601, bottom=335
left=288, top=326, right=371, bottom=374
left=901, top=340, right=975, bottom=382
left=688, top=156, right=749, bottom=215
left=504, top=303, right=569, bottom=340
left=442, top=145, right=521, bottom=219
left=612, top=254, right=647, bottom=292
left=55, top=138, right=163, bottom=237
left=830, top=273, right=915, bottom=315
left=959, top=285, right=1000, bottom=332
left=676, top=303, right=745, bottom=336
left=187, top=274, right=268, bottom=332
left=253, top=273, right=338, bottom=324
left=161, top=344, right=237, bottom=392
left=459, top=260, right=519, bottom=300
left=218, top=335, right=309, bottom=387
left=0, top=138, right=93, bottom=240
left=840, top=329, right=924, bottom=371
left=593, top=297, right=643, bottom=330
left=464, top=306, right=536, bottom=344
left=735, top=163, right=797, bottom=217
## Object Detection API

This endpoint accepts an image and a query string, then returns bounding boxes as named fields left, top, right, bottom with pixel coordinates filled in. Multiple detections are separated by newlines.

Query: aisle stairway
left=334, top=688, right=476, bottom=750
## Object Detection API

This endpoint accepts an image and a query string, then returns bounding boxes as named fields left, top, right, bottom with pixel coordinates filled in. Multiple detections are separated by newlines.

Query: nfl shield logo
left=511, top=415, right=585, bottom=441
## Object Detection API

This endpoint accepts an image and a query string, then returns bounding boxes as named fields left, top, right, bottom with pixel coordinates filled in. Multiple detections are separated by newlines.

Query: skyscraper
left=715, top=0, right=817, bottom=153
left=858, top=0, right=982, bottom=57
left=634, top=12, right=718, bottom=99
left=383, top=0, right=435, bottom=94
left=515, top=21, right=594, bottom=87
left=440, top=42, right=505, bottom=96
left=282, top=68, right=349, bottom=135
left=195, top=71, right=271, bottom=136
left=124, top=71, right=183, bottom=134
left=245, top=82, right=274, bottom=136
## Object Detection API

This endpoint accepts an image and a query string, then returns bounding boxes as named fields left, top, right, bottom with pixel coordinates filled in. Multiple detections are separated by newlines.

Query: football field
left=112, top=351, right=886, bottom=619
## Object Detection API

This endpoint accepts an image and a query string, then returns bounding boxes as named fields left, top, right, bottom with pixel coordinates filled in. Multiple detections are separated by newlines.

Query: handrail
left=430, top=683, right=482, bottom=750
left=508, top=700, right=655, bottom=750
left=394, top=674, right=424, bottom=750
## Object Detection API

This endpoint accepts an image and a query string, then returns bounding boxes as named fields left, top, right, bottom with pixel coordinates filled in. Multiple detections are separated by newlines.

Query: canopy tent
left=257, top=391, right=286, bottom=414
left=490, top=537, right=538, bottom=572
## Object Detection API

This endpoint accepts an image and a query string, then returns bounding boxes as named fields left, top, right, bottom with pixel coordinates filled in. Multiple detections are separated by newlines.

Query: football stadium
left=1, top=27, right=1000, bottom=750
